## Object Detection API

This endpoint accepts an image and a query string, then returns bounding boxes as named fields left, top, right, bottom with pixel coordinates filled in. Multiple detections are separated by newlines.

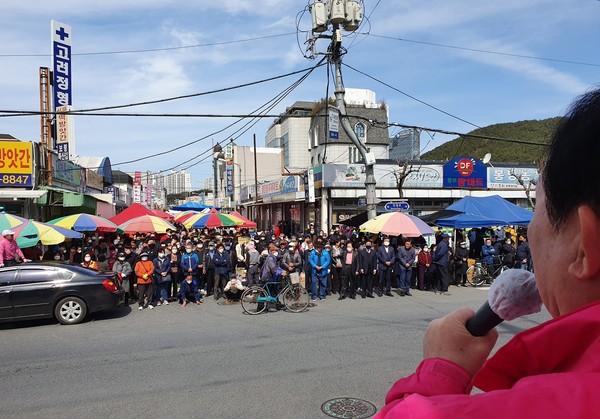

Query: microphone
left=466, top=269, right=542, bottom=337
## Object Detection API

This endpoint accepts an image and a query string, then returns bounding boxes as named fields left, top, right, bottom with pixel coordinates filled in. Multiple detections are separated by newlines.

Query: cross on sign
left=55, top=27, right=69, bottom=41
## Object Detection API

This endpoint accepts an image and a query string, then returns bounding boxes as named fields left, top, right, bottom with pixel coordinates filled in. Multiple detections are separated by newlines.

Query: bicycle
left=240, top=275, right=310, bottom=315
left=466, top=256, right=508, bottom=287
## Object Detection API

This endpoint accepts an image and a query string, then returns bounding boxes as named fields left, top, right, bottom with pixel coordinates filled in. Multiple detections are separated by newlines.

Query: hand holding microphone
left=424, top=269, right=542, bottom=376
left=466, top=269, right=542, bottom=336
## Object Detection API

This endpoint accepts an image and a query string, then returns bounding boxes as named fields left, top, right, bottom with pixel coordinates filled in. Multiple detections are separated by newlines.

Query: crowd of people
left=11, top=219, right=532, bottom=310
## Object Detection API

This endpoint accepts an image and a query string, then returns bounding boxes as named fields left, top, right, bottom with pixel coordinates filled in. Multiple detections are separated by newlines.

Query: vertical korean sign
left=328, top=107, right=339, bottom=140
left=51, top=20, right=74, bottom=161
left=133, top=171, right=142, bottom=204
left=226, top=161, right=234, bottom=196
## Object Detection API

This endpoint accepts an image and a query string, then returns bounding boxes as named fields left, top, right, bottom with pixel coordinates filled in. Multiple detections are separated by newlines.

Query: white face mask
left=158, top=253, right=165, bottom=258
left=384, top=242, right=390, bottom=247
left=141, top=257, right=148, bottom=261
left=84, top=256, right=91, bottom=262
left=118, top=257, right=125, bottom=261
left=347, top=247, right=352, bottom=252
left=54, top=255, right=61, bottom=260
left=172, top=249, right=178, bottom=254
left=186, top=248, right=192, bottom=253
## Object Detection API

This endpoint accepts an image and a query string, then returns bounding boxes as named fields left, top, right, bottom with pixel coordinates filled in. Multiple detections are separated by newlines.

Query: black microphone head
left=488, top=269, right=542, bottom=321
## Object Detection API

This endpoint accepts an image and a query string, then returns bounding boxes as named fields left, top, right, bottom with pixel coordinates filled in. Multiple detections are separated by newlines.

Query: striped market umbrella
left=11, top=220, right=84, bottom=248
left=48, top=213, right=121, bottom=233
left=118, top=215, right=177, bottom=234
left=183, top=208, right=242, bottom=229
left=0, top=212, right=27, bottom=232
left=360, top=211, right=435, bottom=237
left=173, top=210, right=202, bottom=223
left=228, top=211, right=257, bottom=228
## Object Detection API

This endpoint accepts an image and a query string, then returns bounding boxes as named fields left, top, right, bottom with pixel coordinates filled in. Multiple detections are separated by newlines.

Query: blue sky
left=0, top=0, right=598, bottom=188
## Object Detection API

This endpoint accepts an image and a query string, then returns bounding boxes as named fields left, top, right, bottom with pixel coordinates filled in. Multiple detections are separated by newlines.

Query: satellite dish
left=482, top=153, right=492, bottom=164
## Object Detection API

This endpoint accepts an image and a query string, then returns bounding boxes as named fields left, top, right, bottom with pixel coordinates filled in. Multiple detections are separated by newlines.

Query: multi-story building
left=389, top=128, right=421, bottom=161
left=308, top=89, right=390, bottom=166
left=265, top=101, right=314, bottom=172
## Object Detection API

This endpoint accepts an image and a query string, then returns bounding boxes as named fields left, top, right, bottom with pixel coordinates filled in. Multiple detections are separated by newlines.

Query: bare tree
left=391, top=160, right=419, bottom=199
left=510, top=169, right=537, bottom=209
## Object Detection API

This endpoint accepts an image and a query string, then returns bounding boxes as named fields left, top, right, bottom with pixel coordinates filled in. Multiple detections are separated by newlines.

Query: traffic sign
left=384, top=201, right=410, bottom=211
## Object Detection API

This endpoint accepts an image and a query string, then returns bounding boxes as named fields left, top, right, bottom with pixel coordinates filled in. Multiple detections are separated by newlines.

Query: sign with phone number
left=0, top=174, right=32, bottom=187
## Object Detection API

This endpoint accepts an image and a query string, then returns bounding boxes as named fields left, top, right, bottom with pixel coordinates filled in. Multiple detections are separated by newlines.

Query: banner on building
left=226, top=161, right=234, bottom=196
left=328, top=107, right=339, bottom=140
left=51, top=20, right=74, bottom=160
left=0, top=142, right=33, bottom=187
left=443, top=156, right=487, bottom=189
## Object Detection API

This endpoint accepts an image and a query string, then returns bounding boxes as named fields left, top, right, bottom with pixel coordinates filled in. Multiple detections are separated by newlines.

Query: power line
left=342, top=62, right=482, bottom=129
left=0, top=63, right=324, bottom=118
left=0, top=32, right=296, bottom=58
left=366, top=33, right=600, bottom=68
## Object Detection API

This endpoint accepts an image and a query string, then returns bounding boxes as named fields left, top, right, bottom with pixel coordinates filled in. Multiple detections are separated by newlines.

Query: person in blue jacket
left=212, top=242, right=231, bottom=300
left=309, top=242, right=331, bottom=301
left=179, top=274, right=202, bottom=306
left=376, top=237, right=396, bottom=297
left=153, top=249, right=172, bottom=306
left=181, top=243, right=200, bottom=280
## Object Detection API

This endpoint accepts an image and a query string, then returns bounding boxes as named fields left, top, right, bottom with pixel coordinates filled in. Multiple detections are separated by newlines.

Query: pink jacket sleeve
left=376, top=358, right=599, bottom=418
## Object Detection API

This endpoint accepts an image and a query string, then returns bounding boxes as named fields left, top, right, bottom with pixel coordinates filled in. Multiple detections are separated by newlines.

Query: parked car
left=0, top=262, right=124, bottom=325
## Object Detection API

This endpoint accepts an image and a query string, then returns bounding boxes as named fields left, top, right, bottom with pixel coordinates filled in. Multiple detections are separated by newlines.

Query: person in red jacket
left=377, top=88, right=600, bottom=418
left=416, top=245, right=432, bottom=291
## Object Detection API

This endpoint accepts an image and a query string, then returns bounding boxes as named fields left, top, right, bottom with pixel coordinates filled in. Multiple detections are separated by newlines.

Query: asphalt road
left=0, top=285, right=551, bottom=419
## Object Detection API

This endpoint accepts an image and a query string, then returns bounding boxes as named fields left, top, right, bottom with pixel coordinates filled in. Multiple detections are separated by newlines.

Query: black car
left=0, top=262, right=124, bottom=325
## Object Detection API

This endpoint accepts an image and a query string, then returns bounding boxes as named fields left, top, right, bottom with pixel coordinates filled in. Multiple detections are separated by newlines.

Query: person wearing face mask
left=339, top=241, right=360, bottom=300
left=358, top=240, right=377, bottom=298
left=135, top=252, right=155, bottom=310
left=453, top=242, right=469, bottom=287
left=153, top=249, right=171, bottom=306
left=515, top=234, right=531, bottom=271
left=179, top=274, right=202, bottom=306
left=501, top=238, right=516, bottom=269
left=203, top=242, right=217, bottom=297
left=168, top=246, right=182, bottom=302
left=417, top=245, right=433, bottom=291
left=281, top=241, right=302, bottom=285
left=244, top=241, right=260, bottom=287
left=113, top=252, right=133, bottom=304
left=81, top=253, right=98, bottom=270
left=212, top=243, right=231, bottom=300
left=376, top=238, right=396, bottom=297
left=309, top=242, right=331, bottom=302
left=181, top=244, right=199, bottom=287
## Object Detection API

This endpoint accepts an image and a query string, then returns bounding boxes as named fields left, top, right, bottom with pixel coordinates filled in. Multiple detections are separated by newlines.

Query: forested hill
left=421, top=117, right=561, bottom=163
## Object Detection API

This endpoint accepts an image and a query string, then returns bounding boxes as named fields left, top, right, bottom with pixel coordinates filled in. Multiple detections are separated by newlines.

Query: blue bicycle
left=241, top=276, right=309, bottom=315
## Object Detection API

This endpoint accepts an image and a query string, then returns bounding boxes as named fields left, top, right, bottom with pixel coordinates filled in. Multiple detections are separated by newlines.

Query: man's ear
left=568, top=206, right=600, bottom=280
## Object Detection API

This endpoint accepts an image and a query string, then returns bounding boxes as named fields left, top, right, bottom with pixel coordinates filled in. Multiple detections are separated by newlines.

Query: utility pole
left=309, top=0, right=377, bottom=219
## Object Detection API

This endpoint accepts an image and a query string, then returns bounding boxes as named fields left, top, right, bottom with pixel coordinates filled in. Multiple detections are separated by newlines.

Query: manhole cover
left=321, top=397, right=377, bottom=419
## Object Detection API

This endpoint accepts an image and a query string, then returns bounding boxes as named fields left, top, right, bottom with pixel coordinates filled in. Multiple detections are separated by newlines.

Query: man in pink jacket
left=377, top=88, right=600, bottom=418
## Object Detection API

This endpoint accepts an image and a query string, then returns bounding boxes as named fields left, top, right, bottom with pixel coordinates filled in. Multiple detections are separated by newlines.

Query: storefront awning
left=0, top=189, right=48, bottom=199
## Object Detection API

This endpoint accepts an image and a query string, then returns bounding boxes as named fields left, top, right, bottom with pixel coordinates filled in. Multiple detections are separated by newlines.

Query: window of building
left=354, top=123, right=366, bottom=142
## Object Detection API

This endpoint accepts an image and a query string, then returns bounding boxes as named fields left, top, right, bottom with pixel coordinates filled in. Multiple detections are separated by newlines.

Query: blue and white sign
left=226, top=162, right=233, bottom=196
left=52, top=21, right=72, bottom=108
left=282, top=176, right=297, bottom=194
left=52, top=20, right=74, bottom=160
left=328, top=108, right=339, bottom=140
left=384, top=201, right=410, bottom=211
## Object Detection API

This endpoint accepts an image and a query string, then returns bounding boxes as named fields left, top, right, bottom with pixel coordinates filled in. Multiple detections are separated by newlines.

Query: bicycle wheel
left=282, top=285, right=309, bottom=313
left=241, top=286, right=268, bottom=315
left=466, top=265, right=486, bottom=287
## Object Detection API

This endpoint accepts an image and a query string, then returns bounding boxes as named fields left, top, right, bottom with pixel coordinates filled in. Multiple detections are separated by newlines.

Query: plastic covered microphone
left=466, top=269, right=542, bottom=337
